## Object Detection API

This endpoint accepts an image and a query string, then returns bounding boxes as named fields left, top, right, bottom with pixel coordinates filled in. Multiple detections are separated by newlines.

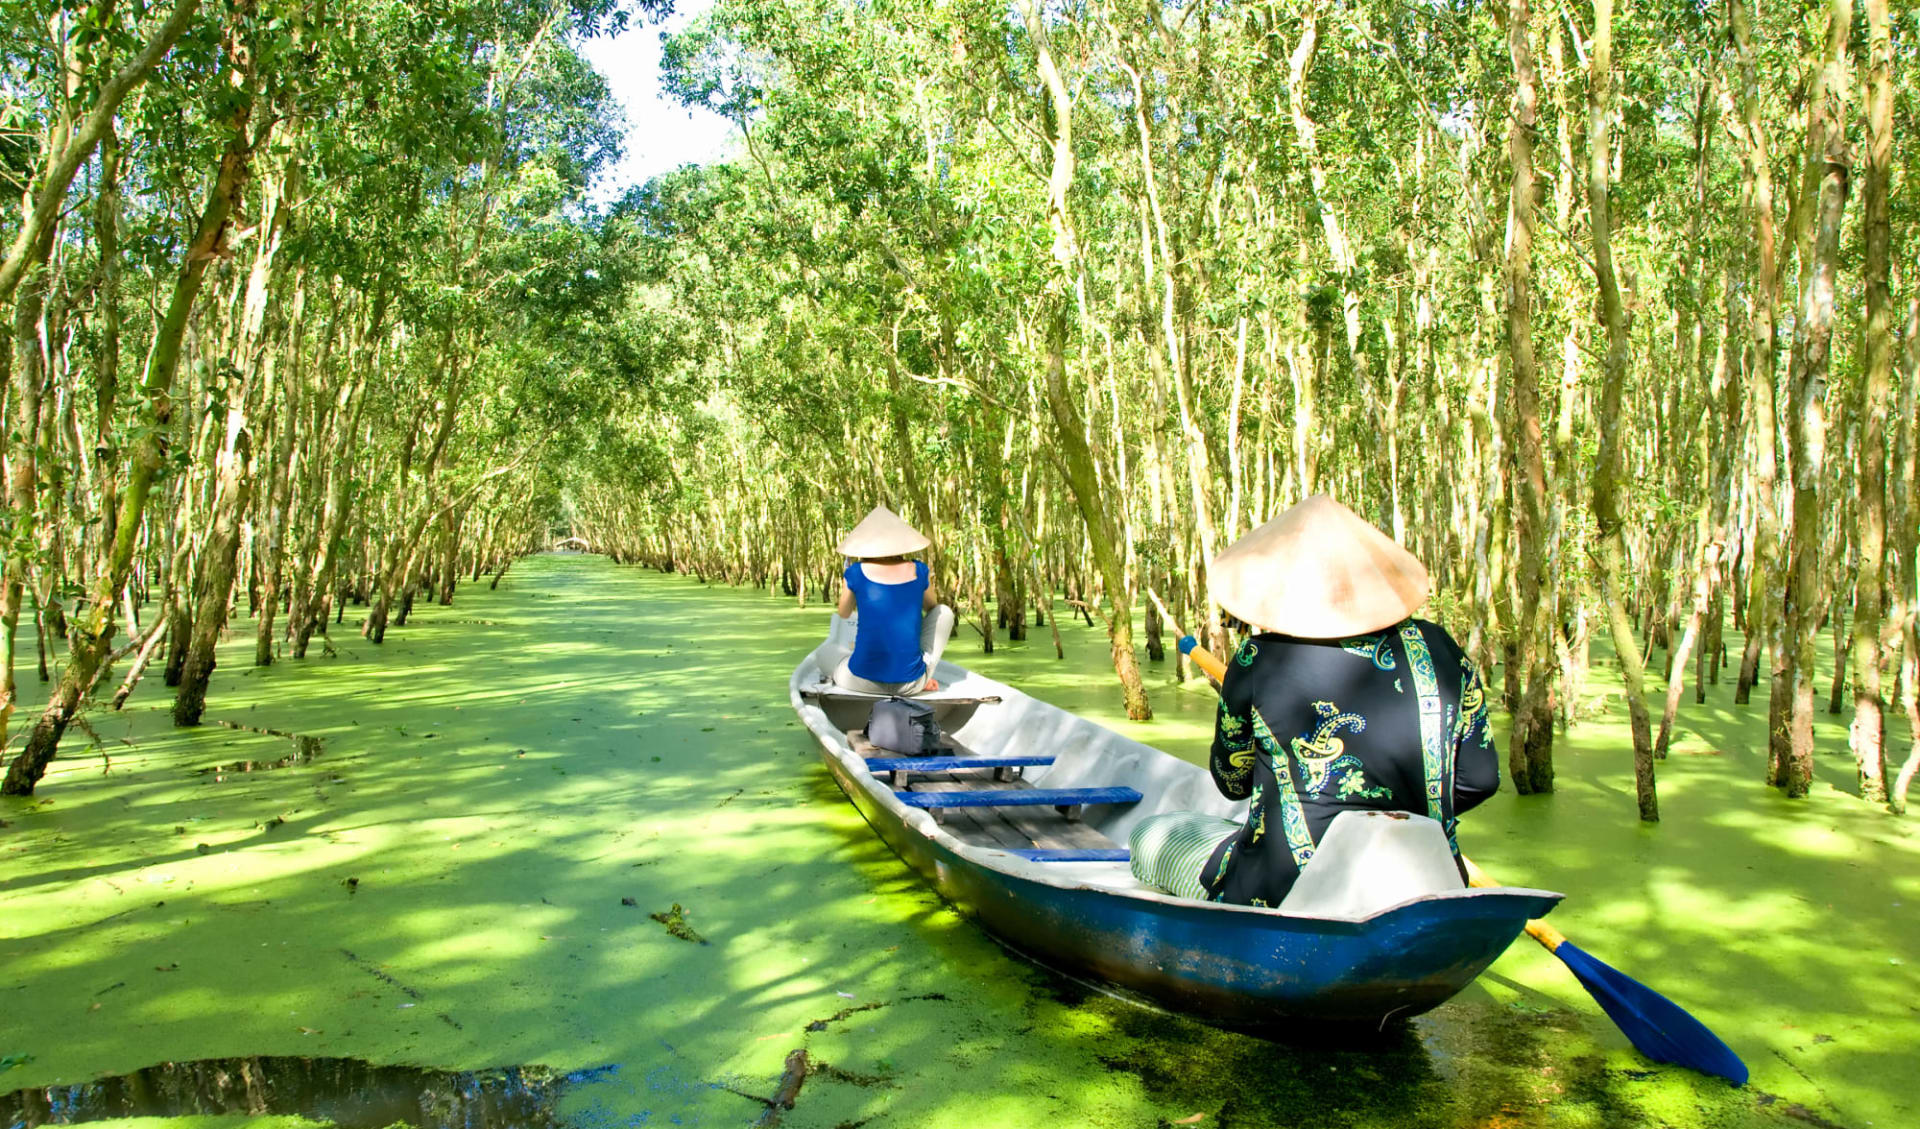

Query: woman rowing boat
left=821, top=505, right=955, bottom=696
left=1130, top=496, right=1501, bottom=907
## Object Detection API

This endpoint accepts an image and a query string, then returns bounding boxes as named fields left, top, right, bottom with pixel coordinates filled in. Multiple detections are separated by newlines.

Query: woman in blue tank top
left=827, top=506, right=955, bottom=695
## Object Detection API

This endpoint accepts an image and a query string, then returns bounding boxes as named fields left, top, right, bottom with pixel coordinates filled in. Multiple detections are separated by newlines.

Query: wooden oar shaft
left=1144, top=589, right=1186, bottom=640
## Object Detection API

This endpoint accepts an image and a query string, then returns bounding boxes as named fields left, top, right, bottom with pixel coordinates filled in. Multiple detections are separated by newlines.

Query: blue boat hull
left=791, top=639, right=1562, bottom=1030
left=818, top=747, right=1559, bottom=1027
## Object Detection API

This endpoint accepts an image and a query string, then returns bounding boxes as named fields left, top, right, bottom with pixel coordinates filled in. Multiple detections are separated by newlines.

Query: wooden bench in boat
left=864, top=754, right=1054, bottom=785
left=1008, top=848, right=1132, bottom=862
left=846, top=730, right=1128, bottom=853
left=896, top=786, right=1142, bottom=823
left=799, top=680, right=1003, bottom=706
left=883, top=777, right=1122, bottom=853
left=851, top=730, right=1044, bottom=782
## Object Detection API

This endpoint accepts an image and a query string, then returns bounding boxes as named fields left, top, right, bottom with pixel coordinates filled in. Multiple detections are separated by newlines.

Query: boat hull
left=817, top=746, right=1554, bottom=1026
left=791, top=641, right=1561, bottom=1029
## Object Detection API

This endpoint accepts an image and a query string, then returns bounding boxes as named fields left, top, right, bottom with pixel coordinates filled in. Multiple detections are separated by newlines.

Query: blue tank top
left=846, top=560, right=929, bottom=684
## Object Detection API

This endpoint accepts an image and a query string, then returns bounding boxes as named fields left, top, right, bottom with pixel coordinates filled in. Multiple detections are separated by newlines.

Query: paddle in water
left=1458, top=858, right=1748, bottom=1084
left=1159, top=608, right=1748, bottom=1085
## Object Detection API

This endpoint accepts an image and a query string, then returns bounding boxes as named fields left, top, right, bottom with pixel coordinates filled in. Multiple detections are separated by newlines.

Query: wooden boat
left=791, top=620, right=1564, bottom=1028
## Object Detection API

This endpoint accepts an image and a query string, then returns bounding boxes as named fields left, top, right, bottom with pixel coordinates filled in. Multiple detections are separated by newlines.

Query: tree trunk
left=1848, top=0, right=1894, bottom=803
left=1585, top=0, right=1657, bottom=821
left=162, top=484, right=196, bottom=687
left=111, top=615, right=172, bottom=710
left=1882, top=290, right=1920, bottom=812
left=93, top=130, right=125, bottom=564
left=255, top=283, right=307, bottom=666
left=0, top=229, right=53, bottom=749
left=1775, top=0, right=1852, bottom=798
left=1503, top=0, right=1555, bottom=794
left=173, top=416, right=255, bottom=726
left=294, top=322, right=378, bottom=659
left=1727, top=0, right=1783, bottom=708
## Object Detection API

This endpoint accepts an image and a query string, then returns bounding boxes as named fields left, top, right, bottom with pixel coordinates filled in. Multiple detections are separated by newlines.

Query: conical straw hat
left=837, top=505, right=931, bottom=557
left=1208, top=495, right=1429, bottom=638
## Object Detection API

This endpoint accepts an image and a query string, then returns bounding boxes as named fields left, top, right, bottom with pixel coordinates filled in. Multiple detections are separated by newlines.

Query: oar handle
left=1179, top=636, right=1227, bottom=683
left=1462, top=854, right=1567, bottom=953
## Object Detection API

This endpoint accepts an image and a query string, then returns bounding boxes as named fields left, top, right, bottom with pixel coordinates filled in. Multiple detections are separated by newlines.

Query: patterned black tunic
left=1199, top=619, right=1500, bottom=908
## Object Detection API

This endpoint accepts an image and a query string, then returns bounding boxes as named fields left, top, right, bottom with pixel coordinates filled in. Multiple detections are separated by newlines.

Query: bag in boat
left=867, top=695, right=941, bottom=755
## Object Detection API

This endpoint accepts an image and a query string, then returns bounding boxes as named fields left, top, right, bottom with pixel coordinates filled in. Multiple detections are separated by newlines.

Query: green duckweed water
left=2, top=553, right=1914, bottom=1128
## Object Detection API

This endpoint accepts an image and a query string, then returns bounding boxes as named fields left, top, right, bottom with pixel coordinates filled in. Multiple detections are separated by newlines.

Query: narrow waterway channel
left=3, top=554, right=1910, bottom=1129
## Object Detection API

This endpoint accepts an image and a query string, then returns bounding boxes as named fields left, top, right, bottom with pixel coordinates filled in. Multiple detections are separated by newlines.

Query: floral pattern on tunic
left=1340, top=634, right=1398, bottom=671
left=1214, top=699, right=1256, bottom=795
left=1287, top=701, right=1391, bottom=802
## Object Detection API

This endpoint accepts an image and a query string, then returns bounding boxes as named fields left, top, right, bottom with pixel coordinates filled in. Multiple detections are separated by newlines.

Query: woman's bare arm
left=923, top=578, right=939, bottom=610
left=837, top=584, right=857, bottom=617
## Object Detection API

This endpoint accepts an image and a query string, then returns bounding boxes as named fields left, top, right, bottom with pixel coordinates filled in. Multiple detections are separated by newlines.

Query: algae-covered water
left=3, top=554, right=1915, bottom=1128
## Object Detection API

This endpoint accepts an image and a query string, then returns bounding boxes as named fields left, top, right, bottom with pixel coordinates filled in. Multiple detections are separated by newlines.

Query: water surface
left=2, top=554, right=1910, bottom=1128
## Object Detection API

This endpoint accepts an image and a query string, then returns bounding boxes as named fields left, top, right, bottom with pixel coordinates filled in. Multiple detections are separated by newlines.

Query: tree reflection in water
left=1, top=1056, right=616, bottom=1129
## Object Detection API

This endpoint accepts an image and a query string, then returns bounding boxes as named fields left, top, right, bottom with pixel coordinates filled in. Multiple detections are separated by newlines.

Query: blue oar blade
left=1555, top=941, right=1749, bottom=1085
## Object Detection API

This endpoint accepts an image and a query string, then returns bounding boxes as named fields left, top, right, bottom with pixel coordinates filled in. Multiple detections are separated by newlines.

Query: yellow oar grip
left=1521, top=919, right=1570, bottom=952
left=1185, top=643, right=1227, bottom=683
left=1463, top=855, right=1567, bottom=953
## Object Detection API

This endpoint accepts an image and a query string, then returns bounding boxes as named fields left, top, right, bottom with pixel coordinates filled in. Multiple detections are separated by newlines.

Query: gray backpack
left=868, top=696, right=941, bottom=754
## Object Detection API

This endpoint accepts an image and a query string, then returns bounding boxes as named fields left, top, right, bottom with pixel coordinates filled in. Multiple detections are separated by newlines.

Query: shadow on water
left=1089, top=985, right=1723, bottom=1129
left=0, top=1057, right=614, bottom=1129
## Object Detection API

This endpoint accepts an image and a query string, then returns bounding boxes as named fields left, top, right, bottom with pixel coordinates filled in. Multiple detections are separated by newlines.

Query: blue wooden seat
left=865, top=754, right=1054, bottom=785
left=896, top=786, right=1141, bottom=823
left=1006, top=848, right=1131, bottom=862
